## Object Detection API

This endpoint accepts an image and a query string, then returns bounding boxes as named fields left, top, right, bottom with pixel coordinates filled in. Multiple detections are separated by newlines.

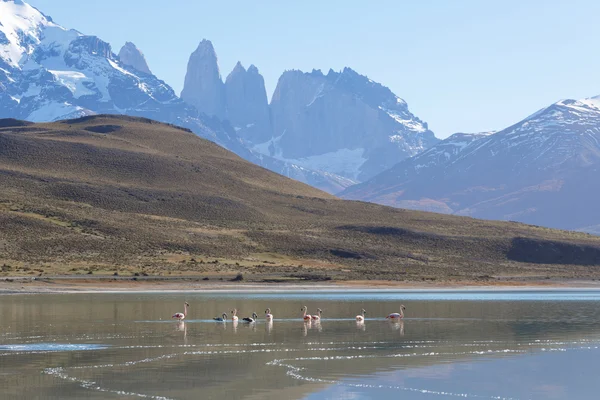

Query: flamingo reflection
left=176, top=321, right=187, bottom=343
left=388, top=319, right=404, bottom=335
left=265, top=320, right=273, bottom=334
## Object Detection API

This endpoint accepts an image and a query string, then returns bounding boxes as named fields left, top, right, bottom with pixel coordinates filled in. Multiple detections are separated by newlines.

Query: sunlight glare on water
left=1, top=290, right=600, bottom=399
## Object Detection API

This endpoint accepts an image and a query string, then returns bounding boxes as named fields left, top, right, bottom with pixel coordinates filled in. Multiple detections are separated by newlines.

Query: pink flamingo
left=172, top=302, right=189, bottom=321
left=265, top=308, right=273, bottom=321
left=231, top=309, right=239, bottom=322
left=356, top=309, right=366, bottom=322
left=301, top=306, right=311, bottom=322
left=311, top=308, right=322, bottom=321
left=386, top=305, right=406, bottom=320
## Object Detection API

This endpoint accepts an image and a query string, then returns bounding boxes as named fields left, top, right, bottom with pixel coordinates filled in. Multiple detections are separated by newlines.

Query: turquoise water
left=1, top=290, right=599, bottom=399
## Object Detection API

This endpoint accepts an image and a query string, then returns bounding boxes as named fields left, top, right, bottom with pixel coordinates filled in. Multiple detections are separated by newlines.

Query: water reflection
left=388, top=320, right=405, bottom=335
left=265, top=320, right=273, bottom=334
left=1, top=291, right=600, bottom=399
left=176, top=321, right=187, bottom=343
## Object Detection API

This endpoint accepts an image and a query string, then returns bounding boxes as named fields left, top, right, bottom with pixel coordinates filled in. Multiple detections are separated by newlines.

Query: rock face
left=342, top=97, right=600, bottom=232
left=117, top=42, right=151, bottom=75
left=179, top=41, right=438, bottom=186
left=264, top=68, right=439, bottom=182
left=224, top=62, right=272, bottom=143
left=180, top=39, right=226, bottom=119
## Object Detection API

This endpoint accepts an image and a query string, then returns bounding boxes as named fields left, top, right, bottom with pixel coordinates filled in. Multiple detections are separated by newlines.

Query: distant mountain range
left=342, top=97, right=600, bottom=233
left=0, top=0, right=436, bottom=194
left=180, top=41, right=438, bottom=183
left=2, top=0, right=600, bottom=233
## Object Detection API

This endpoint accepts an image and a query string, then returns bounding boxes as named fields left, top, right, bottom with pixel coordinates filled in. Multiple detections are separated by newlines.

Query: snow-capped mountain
left=342, top=96, right=600, bottom=231
left=0, top=0, right=219, bottom=137
left=0, top=1, right=354, bottom=193
left=265, top=68, right=439, bottom=182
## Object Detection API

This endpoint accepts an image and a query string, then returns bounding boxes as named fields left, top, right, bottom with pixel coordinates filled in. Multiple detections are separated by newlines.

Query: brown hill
left=1, top=115, right=600, bottom=282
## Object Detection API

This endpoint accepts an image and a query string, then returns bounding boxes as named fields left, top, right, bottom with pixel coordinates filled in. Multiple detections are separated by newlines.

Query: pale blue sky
left=29, top=0, right=600, bottom=138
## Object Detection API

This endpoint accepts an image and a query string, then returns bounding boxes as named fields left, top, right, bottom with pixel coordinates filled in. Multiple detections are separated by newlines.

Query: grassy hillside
left=1, top=115, right=600, bottom=282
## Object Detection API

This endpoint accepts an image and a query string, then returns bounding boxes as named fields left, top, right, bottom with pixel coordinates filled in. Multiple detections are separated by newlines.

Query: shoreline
left=2, top=275, right=600, bottom=294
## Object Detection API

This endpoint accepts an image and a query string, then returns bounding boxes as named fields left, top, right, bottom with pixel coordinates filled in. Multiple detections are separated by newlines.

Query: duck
left=213, top=313, right=228, bottom=322
left=242, top=312, right=258, bottom=323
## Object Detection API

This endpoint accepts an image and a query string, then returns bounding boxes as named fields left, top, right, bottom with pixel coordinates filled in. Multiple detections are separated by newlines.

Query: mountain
left=2, top=116, right=600, bottom=280
left=0, top=1, right=351, bottom=193
left=0, top=0, right=232, bottom=143
left=180, top=39, right=226, bottom=119
left=342, top=96, right=600, bottom=232
left=224, top=62, right=272, bottom=143
left=179, top=41, right=439, bottom=186
left=263, top=68, right=439, bottom=182
left=117, top=41, right=151, bottom=75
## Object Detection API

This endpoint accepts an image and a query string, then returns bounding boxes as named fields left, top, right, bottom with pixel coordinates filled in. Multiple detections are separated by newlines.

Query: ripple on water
left=0, top=343, right=109, bottom=352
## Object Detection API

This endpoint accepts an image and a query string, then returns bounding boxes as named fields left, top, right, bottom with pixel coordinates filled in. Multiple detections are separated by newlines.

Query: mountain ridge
left=341, top=95, right=600, bottom=232
left=180, top=45, right=439, bottom=184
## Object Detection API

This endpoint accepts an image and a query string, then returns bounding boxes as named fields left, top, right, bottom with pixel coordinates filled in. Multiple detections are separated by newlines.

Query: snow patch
left=380, top=106, right=426, bottom=133
left=108, top=59, right=135, bottom=77
left=0, top=0, right=57, bottom=67
left=49, top=70, right=95, bottom=98
left=253, top=134, right=367, bottom=181
left=306, top=83, right=325, bottom=107
left=27, top=101, right=86, bottom=122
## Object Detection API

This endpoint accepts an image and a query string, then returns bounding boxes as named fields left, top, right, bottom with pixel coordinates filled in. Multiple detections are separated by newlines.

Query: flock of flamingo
left=171, top=302, right=406, bottom=323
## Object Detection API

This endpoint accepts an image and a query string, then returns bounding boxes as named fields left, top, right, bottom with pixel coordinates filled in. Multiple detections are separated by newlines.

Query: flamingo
left=242, top=312, right=258, bottom=323
left=265, top=308, right=273, bottom=321
left=213, top=313, right=228, bottom=322
left=301, top=306, right=311, bottom=322
left=356, top=309, right=366, bottom=322
left=172, top=302, right=189, bottom=321
left=231, top=309, right=239, bottom=322
left=386, top=305, right=406, bottom=320
left=311, top=308, right=322, bottom=321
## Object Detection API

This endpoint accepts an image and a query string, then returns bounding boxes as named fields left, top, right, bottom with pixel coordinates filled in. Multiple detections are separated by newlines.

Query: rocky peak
left=63, top=35, right=113, bottom=69
left=230, top=60, right=245, bottom=75
left=224, top=61, right=271, bottom=143
left=180, top=39, right=226, bottom=118
left=118, top=41, right=151, bottom=75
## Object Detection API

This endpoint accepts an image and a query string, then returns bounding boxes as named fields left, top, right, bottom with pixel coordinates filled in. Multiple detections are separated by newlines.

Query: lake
left=1, top=290, right=600, bottom=399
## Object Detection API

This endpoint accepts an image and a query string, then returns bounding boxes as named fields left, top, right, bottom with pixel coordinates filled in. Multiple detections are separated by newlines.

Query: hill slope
left=2, top=116, right=600, bottom=281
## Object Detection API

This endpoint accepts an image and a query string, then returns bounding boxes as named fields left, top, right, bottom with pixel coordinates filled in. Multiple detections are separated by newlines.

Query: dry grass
left=1, top=115, right=600, bottom=282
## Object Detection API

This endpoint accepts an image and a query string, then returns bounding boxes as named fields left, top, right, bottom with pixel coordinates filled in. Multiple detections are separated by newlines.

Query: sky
left=28, top=0, right=600, bottom=138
